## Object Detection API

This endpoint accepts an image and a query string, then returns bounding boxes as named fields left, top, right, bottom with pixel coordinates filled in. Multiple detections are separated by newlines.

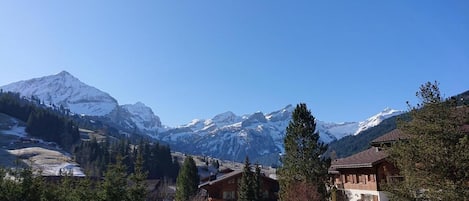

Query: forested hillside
left=75, top=138, right=180, bottom=179
left=325, top=114, right=405, bottom=158
left=327, top=90, right=469, bottom=159
left=0, top=90, right=180, bottom=181
left=0, top=91, right=80, bottom=151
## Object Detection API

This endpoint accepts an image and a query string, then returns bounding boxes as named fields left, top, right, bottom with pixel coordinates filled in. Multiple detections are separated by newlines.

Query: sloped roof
left=198, top=169, right=278, bottom=189
left=371, top=129, right=407, bottom=145
left=330, top=147, right=388, bottom=169
left=199, top=170, right=243, bottom=188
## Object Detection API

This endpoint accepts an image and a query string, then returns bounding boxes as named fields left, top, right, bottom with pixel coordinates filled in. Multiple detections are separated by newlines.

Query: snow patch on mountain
left=157, top=105, right=403, bottom=164
left=1, top=71, right=118, bottom=116
left=316, top=121, right=359, bottom=141
left=0, top=71, right=404, bottom=165
left=0, top=71, right=163, bottom=134
left=121, top=102, right=162, bottom=132
left=354, top=108, right=404, bottom=135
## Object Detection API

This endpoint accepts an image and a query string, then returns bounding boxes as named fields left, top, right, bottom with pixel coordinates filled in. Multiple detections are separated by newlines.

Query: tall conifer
left=100, top=154, right=128, bottom=201
left=253, top=163, right=262, bottom=201
left=238, top=157, right=255, bottom=201
left=278, top=103, right=330, bottom=201
left=175, top=156, right=199, bottom=201
left=386, top=81, right=469, bottom=200
left=128, top=149, right=147, bottom=201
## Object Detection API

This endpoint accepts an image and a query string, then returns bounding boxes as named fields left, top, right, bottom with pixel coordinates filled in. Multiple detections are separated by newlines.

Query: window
left=223, top=191, right=236, bottom=200
left=360, top=174, right=367, bottom=184
left=369, top=174, right=375, bottom=182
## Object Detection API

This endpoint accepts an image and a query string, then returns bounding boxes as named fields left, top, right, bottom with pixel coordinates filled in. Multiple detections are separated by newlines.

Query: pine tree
left=386, top=81, right=469, bottom=200
left=74, top=177, right=99, bottom=201
left=175, top=156, right=199, bottom=201
left=100, top=154, right=128, bottom=201
left=253, top=163, right=262, bottom=201
left=238, top=156, right=255, bottom=201
left=19, top=165, right=44, bottom=201
left=278, top=103, right=330, bottom=201
left=128, top=148, right=148, bottom=201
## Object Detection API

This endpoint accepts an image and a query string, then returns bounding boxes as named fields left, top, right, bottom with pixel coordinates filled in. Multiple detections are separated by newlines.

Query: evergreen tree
left=19, top=165, right=45, bottom=201
left=175, top=156, right=199, bottom=201
left=278, top=103, right=330, bottom=201
left=128, top=148, right=148, bottom=201
left=238, top=156, right=255, bottom=201
left=74, top=177, right=99, bottom=201
left=386, top=81, right=469, bottom=200
left=100, top=154, right=128, bottom=201
left=253, top=163, right=262, bottom=201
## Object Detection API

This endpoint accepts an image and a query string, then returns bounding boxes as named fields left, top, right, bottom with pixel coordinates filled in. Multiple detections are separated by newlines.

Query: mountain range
left=0, top=71, right=403, bottom=164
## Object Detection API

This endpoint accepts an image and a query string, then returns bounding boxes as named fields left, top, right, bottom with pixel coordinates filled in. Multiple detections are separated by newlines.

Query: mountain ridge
left=0, top=71, right=403, bottom=164
left=0, top=71, right=163, bottom=133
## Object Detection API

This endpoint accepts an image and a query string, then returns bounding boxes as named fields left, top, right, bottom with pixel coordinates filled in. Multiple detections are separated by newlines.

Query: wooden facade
left=199, top=171, right=279, bottom=201
left=332, top=161, right=400, bottom=192
left=329, top=130, right=404, bottom=201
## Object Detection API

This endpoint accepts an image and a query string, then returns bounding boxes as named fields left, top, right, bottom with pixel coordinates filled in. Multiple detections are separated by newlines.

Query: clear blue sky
left=0, top=1, right=468, bottom=126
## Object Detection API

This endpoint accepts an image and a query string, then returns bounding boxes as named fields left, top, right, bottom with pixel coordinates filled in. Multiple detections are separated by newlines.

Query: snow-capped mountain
left=1, top=71, right=118, bottom=116
left=1, top=71, right=403, bottom=165
left=314, top=108, right=403, bottom=139
left=106, top=102, right=163, bottom=134
left=121, top=102, right=162, bottom=130
left=155, top=105, right=402, bottom=164
left=354, top=108, right=404, bottom=135
left=0, top=71, right=163, bottom=133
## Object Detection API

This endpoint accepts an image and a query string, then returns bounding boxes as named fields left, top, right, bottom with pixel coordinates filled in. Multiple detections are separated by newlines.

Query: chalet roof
left=371, top=124, right=469, bottom=146
left=198, top=169, right=277, bottom=189
left=199, top=170, right=243, bottom=188
left=330, top=147, right=388, bottom=169
left=370, top=129, right=407, bottom=145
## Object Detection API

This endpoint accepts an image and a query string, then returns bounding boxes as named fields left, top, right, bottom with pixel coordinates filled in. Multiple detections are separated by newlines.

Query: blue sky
left=0, top=1, right=468, bottom=126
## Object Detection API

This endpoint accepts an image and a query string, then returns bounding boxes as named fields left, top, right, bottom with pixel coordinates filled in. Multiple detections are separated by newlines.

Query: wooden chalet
left=329, top=129, right=404, bottom=201
left=199, top=170, right=279, bottom=201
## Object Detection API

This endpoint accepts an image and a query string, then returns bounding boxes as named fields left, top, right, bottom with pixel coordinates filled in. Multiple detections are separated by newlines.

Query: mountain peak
left=380, top=107, right=400, bottom=115
left=354, top=108, right=403, bottom=135
left=57, top=70, right=72, bottom=76
left=133, top=101, right=146, bottom=107
left=210, top=111, right=240, bottom=127
left=265, top=104, right=294, bottom=122
left=121, top=102, right=162, bottom=130
left=1, top=71, right=118, bottom=116
left=54, top=71, right=79, bottom=82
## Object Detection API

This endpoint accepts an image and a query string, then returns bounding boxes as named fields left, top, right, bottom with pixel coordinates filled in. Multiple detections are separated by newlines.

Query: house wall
left=202, top=174, right=278, bottom=201
left=375, top=161, right=400, bottom=190
left=333, top=167, right=378, bottom=191
left=203, top=174, right=241, bottom=201
left=339, top=189, right=388, bottom=201
left=332, top=161, right=399, bottom=201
